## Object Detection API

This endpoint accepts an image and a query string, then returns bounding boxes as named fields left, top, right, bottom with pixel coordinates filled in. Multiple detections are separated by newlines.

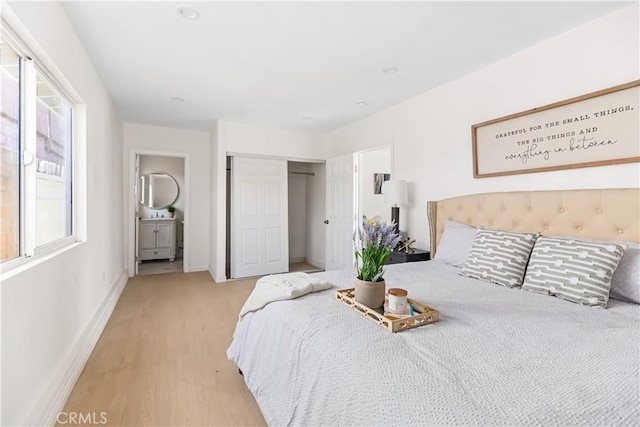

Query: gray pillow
left=434, top=221, right=477, bottom=267
left=609, top=242, right=639, bottom=304
left=460, top=228, right=539, bottom=288
left=544, top=237, right=639, bottom=304
left=522, top=236, right=625, bottom=308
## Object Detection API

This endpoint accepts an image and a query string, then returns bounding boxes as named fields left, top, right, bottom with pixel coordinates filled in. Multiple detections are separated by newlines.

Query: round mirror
left=139, top=172, right=179, bottom=209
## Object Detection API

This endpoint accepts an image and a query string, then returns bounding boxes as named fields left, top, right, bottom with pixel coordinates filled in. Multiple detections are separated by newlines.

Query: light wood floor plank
left=59, top=272, right=265, bottom=427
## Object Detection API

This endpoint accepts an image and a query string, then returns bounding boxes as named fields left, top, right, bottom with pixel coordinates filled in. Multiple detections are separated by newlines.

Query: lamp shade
left=383, top=180, right=408, bottom=205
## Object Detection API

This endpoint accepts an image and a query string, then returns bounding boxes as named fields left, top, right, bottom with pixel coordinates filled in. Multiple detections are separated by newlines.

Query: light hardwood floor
left=59, top=272, right=266, bottom=426
left=289, top=261, right=323, bottom=273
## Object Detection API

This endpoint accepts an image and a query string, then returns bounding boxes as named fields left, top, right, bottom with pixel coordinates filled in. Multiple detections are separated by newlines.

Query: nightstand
left=385, top=248, right=430, bottom=265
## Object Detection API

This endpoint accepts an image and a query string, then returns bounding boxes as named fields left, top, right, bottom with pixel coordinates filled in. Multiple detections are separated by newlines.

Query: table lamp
left=383, top=180, right=408, bottom=236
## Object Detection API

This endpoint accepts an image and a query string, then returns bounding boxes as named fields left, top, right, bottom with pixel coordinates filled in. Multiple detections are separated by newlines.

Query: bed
left=228, top=188, right=640, bottom=426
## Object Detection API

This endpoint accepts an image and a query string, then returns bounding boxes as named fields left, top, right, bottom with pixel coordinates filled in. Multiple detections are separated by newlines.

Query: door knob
left=324, top=220, right=329, bottom=224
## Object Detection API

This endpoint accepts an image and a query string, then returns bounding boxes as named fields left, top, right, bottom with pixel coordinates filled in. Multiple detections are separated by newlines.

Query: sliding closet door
left=231, top=157, right=289, bottom=279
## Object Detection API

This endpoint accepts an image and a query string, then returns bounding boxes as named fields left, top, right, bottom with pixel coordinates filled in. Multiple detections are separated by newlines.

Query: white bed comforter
left=227, top=261, right=640, bottom=426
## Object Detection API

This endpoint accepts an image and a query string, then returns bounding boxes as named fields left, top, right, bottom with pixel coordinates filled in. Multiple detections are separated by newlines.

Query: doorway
left=323, top=147, right=391, bottom=272
left=288, top=161, right=323, bottom=274
left=127, top=149, right=190, bottom=277
left=136, top=154, right=184, bottom=275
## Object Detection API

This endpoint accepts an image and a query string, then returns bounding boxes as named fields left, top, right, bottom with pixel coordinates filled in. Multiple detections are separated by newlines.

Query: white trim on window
left=22, top=58, right=36, bottom=256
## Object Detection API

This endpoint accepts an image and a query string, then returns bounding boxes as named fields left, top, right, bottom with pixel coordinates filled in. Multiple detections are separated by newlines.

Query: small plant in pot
left=353, top=216, right=400, bottom=308
left=167, top=205, right=176, bottom=218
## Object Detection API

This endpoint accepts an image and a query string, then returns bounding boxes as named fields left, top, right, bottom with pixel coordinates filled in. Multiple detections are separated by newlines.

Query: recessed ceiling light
left=302, top=116, right=313, bottom=121
left=178, top=7, right=200, bottom=20
left=356, top=101, right=368, bottom=107
left=170, top=96, right=184, bottom=102
left=383, top=67, right=398, bottom=74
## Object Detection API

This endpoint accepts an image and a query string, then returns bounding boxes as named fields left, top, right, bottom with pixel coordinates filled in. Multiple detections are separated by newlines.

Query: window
left=35, top=70, right=73, bottom=246
left=0, top=38, right=21, bottom=262
left=1, top=31, right=76, bottom=267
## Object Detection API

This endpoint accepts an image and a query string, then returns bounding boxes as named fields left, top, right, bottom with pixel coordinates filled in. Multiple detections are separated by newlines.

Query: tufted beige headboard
left=427, top=188, right=640, bottom=257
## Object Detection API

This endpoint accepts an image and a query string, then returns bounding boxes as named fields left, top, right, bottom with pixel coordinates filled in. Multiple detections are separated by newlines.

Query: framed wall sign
left=472, top=80, right=639, bottom=178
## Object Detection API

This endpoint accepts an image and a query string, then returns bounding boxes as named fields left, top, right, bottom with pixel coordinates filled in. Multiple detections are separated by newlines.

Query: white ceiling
left=61, top=1, right=629, bottom=134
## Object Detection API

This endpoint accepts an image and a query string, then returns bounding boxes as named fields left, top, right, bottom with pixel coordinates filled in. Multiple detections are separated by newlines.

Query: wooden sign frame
left=472, top=80, right=640, bottom=178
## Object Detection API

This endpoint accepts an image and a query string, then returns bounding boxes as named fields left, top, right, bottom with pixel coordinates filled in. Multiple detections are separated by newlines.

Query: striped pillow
left=460, top=228, right=539, bottom=288
left=522, top=237, right=625, bottom=308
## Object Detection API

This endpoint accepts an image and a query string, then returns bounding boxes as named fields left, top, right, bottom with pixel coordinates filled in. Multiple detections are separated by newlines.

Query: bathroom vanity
left=138, top=218, right=176, bottom=261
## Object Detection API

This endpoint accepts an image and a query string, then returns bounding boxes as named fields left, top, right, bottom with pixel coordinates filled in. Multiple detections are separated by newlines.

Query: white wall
left=358, top=147, right=391, bottom=224
left=209, top=120, right=226, bottom=282
left=1, top=2, right=125, bottom=425
left=222, top=119, right=325, bottom=161
left=124, top=123, right=210, bottom=271
left=324, top=5, right=640, bottom=250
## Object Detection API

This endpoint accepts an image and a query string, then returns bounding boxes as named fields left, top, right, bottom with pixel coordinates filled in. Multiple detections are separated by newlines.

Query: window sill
left=0, top=240, right=86, bottom=281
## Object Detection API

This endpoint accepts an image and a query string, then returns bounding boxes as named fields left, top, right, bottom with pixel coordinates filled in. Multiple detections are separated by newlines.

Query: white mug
left=387, top=288, right=408, bottom=313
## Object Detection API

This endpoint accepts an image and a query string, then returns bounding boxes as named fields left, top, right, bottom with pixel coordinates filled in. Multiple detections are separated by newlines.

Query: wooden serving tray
left=335, top=288, right=439, bottom=333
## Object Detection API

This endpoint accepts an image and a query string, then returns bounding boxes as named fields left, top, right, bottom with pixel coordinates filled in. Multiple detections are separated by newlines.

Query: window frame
left=32, top=63, right=76, bottom=253
left=0, top=16, right=85, bottom=276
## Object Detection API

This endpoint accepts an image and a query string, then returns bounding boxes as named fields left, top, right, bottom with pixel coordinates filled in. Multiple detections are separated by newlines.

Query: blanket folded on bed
left=239, top=272, right=333, bottom=320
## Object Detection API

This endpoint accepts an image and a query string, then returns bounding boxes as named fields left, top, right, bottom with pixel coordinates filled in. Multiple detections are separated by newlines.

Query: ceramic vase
left=354, top=278, right=386, bottom=308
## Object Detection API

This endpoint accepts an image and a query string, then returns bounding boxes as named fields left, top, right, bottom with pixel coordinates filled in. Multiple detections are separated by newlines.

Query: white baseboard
left=185, top=265, right=209, bottom=273
left=208, top=267, right=227, bottom=283
left=24, top=270, right=128, bottom=427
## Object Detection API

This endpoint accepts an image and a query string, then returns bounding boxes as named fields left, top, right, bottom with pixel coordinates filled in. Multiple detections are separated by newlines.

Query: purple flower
left=354, top=216, right=401, bottom=281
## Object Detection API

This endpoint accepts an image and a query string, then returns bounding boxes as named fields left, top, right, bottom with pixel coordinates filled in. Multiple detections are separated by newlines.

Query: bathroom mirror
left=139, top=172, right=179, bottom=209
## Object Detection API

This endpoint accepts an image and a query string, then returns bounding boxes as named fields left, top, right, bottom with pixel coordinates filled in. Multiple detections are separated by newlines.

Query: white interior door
left=325, top=153, right=355, bottom=271
left=232, top=157, right=289, bottom=279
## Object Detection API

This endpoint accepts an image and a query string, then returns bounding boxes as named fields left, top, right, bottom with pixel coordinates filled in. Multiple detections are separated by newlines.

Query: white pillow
left=434, top=221, right=477, bottom=267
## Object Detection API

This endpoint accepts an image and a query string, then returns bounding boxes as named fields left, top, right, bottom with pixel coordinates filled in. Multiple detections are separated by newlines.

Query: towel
left=239, top=272, right=333, bottom=320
